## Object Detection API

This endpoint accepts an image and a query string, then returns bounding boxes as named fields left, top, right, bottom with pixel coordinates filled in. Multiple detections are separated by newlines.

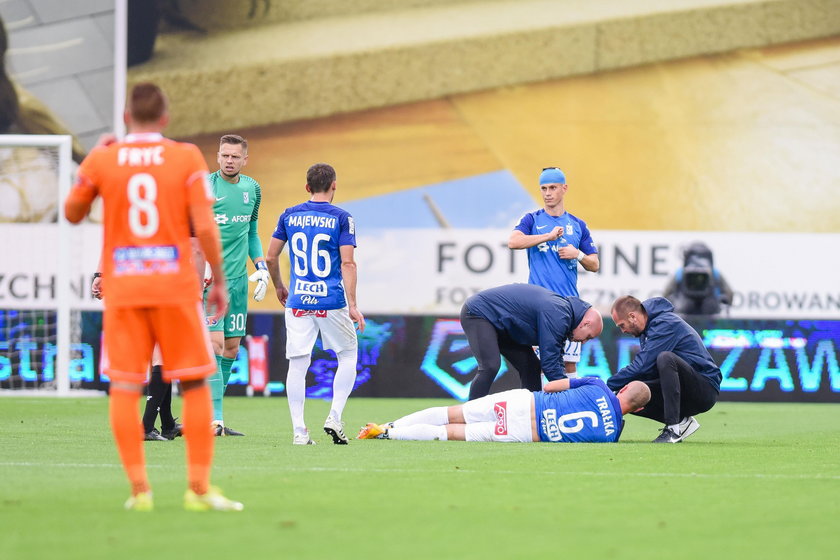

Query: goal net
left=0, top=135, right=104, bottom=396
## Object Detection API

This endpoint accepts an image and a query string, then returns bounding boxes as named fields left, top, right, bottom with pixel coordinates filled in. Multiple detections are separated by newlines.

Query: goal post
left=0, top=134, right=104, bottom=396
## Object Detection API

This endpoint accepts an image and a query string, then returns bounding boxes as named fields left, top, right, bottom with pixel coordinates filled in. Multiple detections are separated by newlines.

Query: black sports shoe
left=222, top=426, right=245, bottom=437
left=652, top=426, right=681, bottom=443
left=144, top=429, right=168, bottom=441
left=161, top=421, right=183, bottom=440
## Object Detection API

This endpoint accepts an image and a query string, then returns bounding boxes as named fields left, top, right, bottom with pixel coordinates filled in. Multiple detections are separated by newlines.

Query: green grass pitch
left=1, top=396, right=838, bottom=560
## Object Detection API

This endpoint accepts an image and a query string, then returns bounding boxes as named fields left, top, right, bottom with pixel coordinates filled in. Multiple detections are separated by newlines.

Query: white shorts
left=533, top=341, right=581, bottom=363
left=563, top=340, right=581, bottom=363
left=462, top=389, right=534, bottom=443
left=285, top=306, right=358, bottom=359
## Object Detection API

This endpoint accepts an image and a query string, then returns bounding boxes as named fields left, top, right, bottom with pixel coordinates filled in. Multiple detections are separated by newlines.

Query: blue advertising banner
left=2, top=310, right=838, bottom=402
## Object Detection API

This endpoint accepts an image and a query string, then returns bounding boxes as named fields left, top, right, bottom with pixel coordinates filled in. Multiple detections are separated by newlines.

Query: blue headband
left=539, top=168, right=566, bottom=185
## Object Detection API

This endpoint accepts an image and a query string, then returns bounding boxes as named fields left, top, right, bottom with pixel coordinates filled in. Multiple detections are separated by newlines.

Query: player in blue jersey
left=265, top=163, right=365, bottom=445
left=607, top=295, right=722, bottom=443
left=509, top=167, right=600, bottom=378
left=357, top=377, right=650, bottom=443
left=461, top=283, right=603, bottom=400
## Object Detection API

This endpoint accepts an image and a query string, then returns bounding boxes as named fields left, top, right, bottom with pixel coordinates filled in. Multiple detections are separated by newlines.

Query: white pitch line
left=2, top=462, right=838, bottom=480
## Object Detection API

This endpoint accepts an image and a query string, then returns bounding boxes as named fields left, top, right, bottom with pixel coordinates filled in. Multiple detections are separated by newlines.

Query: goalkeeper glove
left=249, top=261, right=269, bottom=302
left=203, top=262, right=213, bottom=289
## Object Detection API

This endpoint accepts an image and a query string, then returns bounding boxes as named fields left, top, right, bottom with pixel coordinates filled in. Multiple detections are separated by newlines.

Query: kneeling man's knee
left=656, top=351, right=677, bottom=370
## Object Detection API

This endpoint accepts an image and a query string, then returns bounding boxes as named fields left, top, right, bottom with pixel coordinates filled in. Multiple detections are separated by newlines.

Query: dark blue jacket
left=464, top=283, right=590, bottom=380
left=606, top=297, right=722, bottom=392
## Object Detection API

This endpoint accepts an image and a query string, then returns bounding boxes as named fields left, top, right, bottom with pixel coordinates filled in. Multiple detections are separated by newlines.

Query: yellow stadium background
left=176, top=37, right=840, bottom=311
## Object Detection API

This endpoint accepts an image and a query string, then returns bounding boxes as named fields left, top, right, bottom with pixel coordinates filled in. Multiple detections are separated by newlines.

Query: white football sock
left=388, top=425, right=448, bottom=441
left=286, top=355, right=310, bottom=436
left=328, top=349, right=357, bottom=421
left=392, top=406, right=449, bottom=428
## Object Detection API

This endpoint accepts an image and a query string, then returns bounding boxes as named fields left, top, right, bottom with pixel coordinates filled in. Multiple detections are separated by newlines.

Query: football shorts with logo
left=461, top=389, right=534, bottom=443
left=534, top=340, right=582, bottom=364
left=284, top=306, right=358, bottom=359
left=204, top=274, right=248, bottom=337
left=563, top=340, right=581, bottom=363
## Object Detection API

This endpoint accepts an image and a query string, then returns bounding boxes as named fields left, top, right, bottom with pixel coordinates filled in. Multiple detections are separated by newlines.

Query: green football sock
left=209, top=355, right=225, bottom=422
left=221, top=356, right=235, bottom=391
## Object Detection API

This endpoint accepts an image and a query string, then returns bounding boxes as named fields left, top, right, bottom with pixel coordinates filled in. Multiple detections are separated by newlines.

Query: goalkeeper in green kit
left=203, top=134, right=269, bottom=436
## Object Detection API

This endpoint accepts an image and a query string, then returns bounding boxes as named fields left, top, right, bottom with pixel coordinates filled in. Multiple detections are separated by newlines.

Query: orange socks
left=110, top=381, right=214, bottom=497
left=182, top=382, right=214, bottom=495
left=109, top=387, right=150, bottom=495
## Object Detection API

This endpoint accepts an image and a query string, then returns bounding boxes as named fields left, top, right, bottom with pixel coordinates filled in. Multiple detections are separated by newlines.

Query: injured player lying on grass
left=357, top=377, right=650, bottom=443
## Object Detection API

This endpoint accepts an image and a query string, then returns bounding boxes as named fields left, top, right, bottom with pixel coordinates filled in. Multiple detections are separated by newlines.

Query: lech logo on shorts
left=494, top=402, right=509, bottom=436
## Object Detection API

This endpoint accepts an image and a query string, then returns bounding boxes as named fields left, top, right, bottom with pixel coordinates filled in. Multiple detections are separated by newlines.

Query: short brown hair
left=219, top=134, right=247, bottom=152
left=128, top=82, right=168, bottom=124
left=612, top=295, right=644, bottom=318
left=306, top=163, right=336, bottom=193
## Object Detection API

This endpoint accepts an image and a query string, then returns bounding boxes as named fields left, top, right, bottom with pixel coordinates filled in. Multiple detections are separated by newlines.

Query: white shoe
left=323, top=416, right=348, bottom=445
left=677, top=416, right=700, bottom=441
left=292, top=430, right=317, bottom=445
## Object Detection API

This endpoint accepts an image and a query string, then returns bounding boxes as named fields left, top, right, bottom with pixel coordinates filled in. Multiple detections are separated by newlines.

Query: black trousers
left=633, top=351, right=719, bottom=425
left=142, top=365, right=175, bottom=432
left=460, top=307, right=542, bottom=400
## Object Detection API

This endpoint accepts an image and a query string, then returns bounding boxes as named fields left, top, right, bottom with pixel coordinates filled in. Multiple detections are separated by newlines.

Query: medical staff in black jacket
left=461, top=283, right=603, bottom=400
left=607, top=295, right=721, bottom=443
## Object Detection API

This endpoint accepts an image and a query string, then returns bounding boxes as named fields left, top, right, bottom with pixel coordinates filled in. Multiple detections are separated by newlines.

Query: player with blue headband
left=505, top=166, right=600, bottom=388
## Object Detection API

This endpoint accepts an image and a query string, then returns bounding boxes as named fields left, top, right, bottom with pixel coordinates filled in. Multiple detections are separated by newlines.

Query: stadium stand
left=128, top=0, right=840, bottom=137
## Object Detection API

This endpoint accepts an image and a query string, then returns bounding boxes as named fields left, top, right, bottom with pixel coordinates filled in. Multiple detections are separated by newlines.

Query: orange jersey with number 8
left=67, top=133, right=217, bottom=307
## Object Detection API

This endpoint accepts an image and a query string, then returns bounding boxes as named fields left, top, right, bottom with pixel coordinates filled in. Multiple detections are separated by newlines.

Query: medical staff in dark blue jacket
left=607, top=295, right=721, bottom=443
left=461, top=283, right=603, bottom=400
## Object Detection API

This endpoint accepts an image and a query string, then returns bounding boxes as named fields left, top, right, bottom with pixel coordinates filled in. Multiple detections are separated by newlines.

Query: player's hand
left=350, top=305, right=366, bottom=334
left=248, top=261, right=269, bottom=302
left=203, top=261, right=213, bottom=289
left=556, top=245, right=579, bottom=260
left=206, top=280, right=228, bottom=323
left=274, top=285, right=289, bottom=307
left=549, top=226, right=564, bottom=240
left=91, top=275, right=103, bottom=300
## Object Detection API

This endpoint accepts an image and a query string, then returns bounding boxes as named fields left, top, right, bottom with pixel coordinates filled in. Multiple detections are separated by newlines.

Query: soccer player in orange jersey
left=64, top=83, right=242, bottom=512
